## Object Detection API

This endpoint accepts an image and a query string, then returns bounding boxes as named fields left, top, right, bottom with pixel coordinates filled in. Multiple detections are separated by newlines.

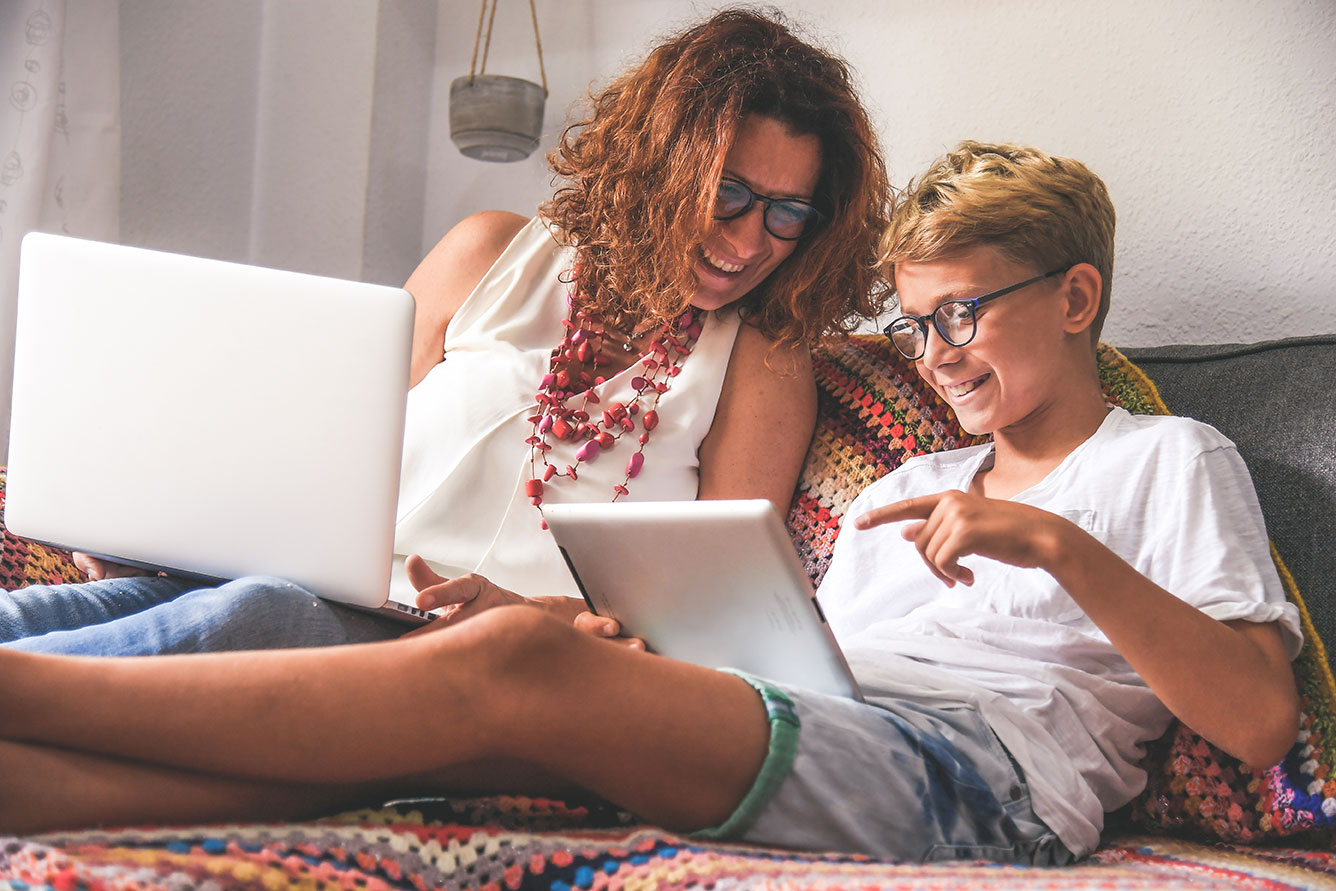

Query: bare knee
left=431, top=604, right=580, bottom=676
left=413, top=605, right=585, bottom=694
left=407, top=605, right=590, bottom=750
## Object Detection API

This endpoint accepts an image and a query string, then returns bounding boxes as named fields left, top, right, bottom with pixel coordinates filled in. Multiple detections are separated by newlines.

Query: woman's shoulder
left=716, top=320, right=815, bottom=410
left=439, top=211, right=533, bottom=265
left=411, top=211, right=531, bottom=291
left=725, top=320, right=812, bottom=377
left=406, top=212, right=538, bottom=385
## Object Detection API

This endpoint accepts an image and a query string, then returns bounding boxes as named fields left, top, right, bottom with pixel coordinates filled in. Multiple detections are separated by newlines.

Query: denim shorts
left=694, top=671, right=1073, bottom=863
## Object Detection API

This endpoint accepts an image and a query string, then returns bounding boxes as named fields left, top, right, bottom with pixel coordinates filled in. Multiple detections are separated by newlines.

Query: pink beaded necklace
left=524, top=295, right=702, bottom=528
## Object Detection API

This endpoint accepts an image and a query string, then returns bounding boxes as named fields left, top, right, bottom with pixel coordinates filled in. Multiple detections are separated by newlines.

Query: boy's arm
left=855, top=492, right=1300, bottom=768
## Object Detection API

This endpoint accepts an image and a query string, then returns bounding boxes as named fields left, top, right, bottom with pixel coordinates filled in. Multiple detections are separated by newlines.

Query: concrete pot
left=449, top=74, right=546, bottom=163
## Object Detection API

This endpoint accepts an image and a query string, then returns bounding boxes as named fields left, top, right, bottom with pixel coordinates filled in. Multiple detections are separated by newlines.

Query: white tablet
left=543, top=499, right=862, bottom=700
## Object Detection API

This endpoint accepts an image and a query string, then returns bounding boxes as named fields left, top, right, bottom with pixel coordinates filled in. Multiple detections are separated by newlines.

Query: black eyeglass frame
left=882, top=266, right=1071, bottom=360
left=713, top=176, right=826, bottom=241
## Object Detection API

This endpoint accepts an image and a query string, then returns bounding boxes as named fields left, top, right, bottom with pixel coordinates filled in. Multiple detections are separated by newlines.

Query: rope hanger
left=469, top=0, right=548, bottom=96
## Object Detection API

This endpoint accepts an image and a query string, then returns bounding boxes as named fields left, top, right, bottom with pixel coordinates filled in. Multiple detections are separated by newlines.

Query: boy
left=0, top=143, right=1303, bottom=863
left=805, top=141, right=1301, bottom=858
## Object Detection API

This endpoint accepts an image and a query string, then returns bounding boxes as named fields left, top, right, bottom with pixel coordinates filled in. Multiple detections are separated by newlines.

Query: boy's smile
left=942, top=373, right=989, bottom=401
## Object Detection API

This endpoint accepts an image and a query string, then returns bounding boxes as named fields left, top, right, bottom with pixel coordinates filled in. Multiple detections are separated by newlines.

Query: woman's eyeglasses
left=713, top=177, right=824, bottom=241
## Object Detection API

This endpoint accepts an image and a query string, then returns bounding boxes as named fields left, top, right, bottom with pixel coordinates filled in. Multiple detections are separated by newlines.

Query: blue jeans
left=0, top=575, right=408, bottom=655
left=707, top=674, right=1076, bottom=863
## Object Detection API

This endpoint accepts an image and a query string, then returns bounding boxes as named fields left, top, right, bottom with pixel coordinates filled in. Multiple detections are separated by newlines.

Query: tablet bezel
left=545, top=498, right=862, bottom=700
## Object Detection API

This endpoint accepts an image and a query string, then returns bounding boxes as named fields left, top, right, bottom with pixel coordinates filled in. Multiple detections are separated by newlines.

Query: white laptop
left=544, top=499, right=862, bottom=700
left=5, top=232, right=431, bottom=622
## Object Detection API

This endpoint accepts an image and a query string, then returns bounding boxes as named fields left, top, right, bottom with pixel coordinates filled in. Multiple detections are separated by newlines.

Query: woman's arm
left=696, top=324, right=817, bottom=514
left=406, top=211, right=529, bottom=387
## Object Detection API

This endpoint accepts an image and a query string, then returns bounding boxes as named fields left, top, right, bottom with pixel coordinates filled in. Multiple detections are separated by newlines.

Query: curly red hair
left=541, top=7, right=890, bottom=347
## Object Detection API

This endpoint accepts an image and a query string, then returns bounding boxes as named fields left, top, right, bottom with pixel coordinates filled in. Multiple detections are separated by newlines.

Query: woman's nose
left=720, top=204, right=770, bottom=256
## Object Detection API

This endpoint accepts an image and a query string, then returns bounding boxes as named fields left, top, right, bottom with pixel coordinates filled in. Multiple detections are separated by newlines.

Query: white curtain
left=0, top=0, right=120, bottom=462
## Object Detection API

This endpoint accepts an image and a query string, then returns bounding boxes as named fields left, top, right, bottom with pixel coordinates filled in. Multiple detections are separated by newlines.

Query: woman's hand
left=72, top=552, right=154, bottom=581
left=404, top=555, right=646, bottom=650
left=573, top=611, right=646, bottom=651
left=402, top=554, right=589, bottom=627
left=406, top=554, right=539, bottom=623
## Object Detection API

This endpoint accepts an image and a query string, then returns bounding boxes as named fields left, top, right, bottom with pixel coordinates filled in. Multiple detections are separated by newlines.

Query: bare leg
left=3, top=740, right=579, bottom=834
left=0, top=606, right=769, bottom=832
left=0, top=740, right=374, bottom=834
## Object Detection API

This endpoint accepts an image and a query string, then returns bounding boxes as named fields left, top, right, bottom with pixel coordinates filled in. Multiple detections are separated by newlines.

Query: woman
left=0, top=8, right=889, bottom=654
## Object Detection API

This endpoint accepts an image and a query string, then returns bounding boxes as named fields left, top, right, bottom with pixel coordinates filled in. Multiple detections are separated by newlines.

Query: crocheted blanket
left=1, top=336, right=1333, bottom=890
left=4, top=799, right=1335, bottom=891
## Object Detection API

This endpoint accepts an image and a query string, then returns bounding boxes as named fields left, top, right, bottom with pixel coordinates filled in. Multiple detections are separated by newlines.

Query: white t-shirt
left=817, top=407, right=1303, bottom=856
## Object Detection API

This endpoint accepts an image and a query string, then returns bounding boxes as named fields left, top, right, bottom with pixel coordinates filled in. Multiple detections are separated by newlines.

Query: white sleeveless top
left=390, top=217, right=743, bottom=601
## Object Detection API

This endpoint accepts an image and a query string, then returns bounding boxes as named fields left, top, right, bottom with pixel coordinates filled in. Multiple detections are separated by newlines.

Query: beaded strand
left=525, top=300, right=702, bottom=528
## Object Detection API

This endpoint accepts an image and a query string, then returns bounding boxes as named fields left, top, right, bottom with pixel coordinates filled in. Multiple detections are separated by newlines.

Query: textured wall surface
left=120, top=0, right=263, bottom=266
left=118, top=0, right=1336, bottom=346
left=841, top=0, right=1336, bottom=347
left=424, top=0, right=1336, bottom=346
left=120, top=0, right=434, bottom=286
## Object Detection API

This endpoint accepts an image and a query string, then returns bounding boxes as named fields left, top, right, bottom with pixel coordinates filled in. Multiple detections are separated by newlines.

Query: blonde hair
left=881, top=141, right=1115, bottom=341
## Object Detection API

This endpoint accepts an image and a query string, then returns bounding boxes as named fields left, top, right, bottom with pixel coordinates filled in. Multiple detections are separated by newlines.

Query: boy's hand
left=854, top=491, right=1067, bottom=587
left=858, top=492, right=1301, bottom=769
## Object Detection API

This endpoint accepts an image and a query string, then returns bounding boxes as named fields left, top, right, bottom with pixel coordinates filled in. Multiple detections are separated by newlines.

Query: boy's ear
left=1060, top=263, right=1103, bottom=335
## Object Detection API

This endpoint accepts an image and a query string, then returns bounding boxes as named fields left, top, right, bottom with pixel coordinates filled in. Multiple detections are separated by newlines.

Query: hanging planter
left=450, top=0, right=548, bottom=163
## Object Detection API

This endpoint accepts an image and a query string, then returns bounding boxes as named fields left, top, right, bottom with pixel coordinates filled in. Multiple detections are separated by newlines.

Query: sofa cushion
left=793, top=334, right=1335, bottom=844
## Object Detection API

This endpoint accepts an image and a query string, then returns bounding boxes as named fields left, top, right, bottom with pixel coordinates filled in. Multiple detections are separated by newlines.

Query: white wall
left=423, top=0, right=596, bottom=251
left=423, top=0, right=1336, bottom=347
left=115, top=0, right=1336, bottom=347
left=0, top=0, right=121, bottom=463
left=120, top=0, right=436, bottom=286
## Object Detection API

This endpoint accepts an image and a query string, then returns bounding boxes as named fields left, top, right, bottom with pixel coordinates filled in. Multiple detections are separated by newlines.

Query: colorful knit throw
left=5, top=798, right=1335, bottom=890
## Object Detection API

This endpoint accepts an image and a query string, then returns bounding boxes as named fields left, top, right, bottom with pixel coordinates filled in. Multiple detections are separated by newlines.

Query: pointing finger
left=853, top=492, right=948, bottom=530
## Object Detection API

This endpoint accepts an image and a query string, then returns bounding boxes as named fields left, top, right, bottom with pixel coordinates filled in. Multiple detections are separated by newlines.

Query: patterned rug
left=4, top=798, right=1335, bottom=891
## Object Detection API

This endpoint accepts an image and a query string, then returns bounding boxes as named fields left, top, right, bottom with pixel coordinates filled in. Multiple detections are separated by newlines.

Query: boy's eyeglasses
left=713, top=177, right=825, bottom=241
left=882, top=267, right=1070, bottom=360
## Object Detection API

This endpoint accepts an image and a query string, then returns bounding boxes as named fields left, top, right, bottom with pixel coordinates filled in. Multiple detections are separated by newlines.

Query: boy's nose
left=918, top=324, right=962, bottom=370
